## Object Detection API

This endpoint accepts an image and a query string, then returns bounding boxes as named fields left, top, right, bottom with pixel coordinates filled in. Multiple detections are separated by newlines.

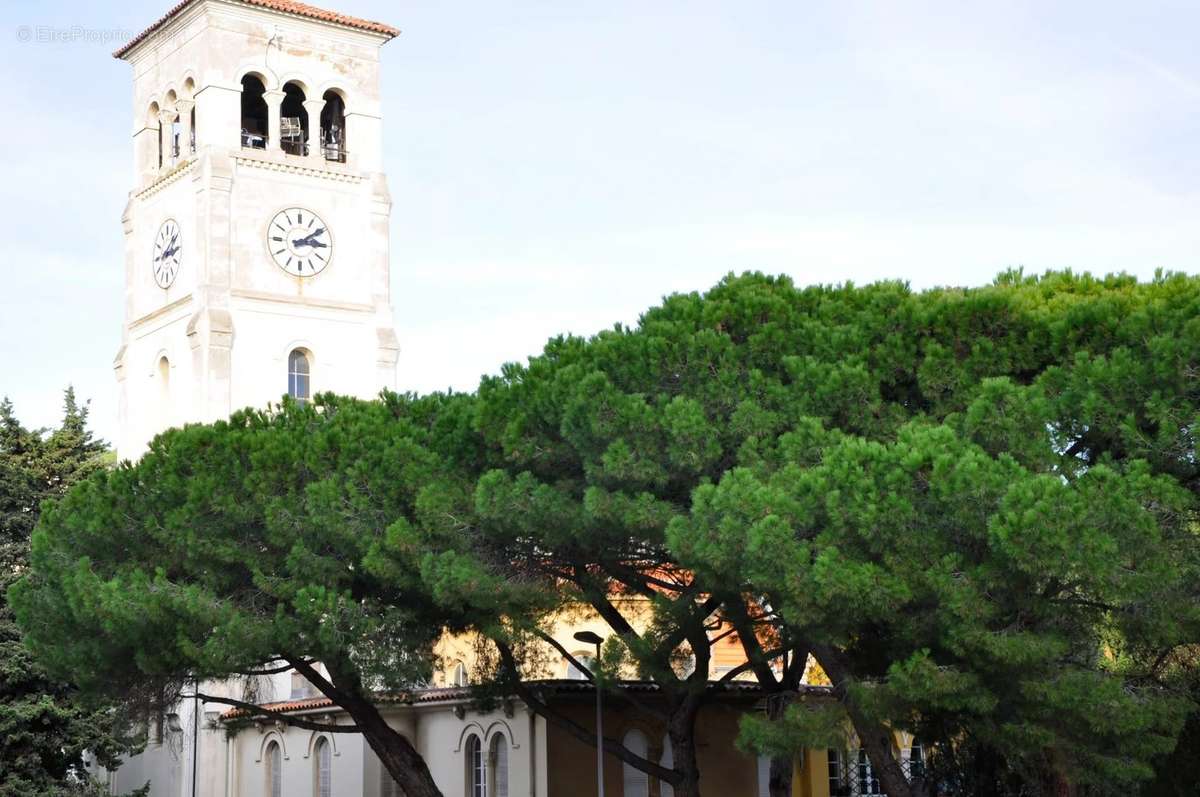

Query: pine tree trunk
left=766, top=694, right=793, bottom=797
left=769, top=756, right=792, bottom=797
left=309, top=660, right=445, bottom=797
left=338, top=690, right=444, bottom=797
left=666, top=695, right=704, bottom=797
left=811, top=644, right=918, bottom=797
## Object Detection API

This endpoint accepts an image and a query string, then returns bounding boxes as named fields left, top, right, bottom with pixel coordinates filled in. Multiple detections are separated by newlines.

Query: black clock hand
left=292, top=234, right=329, bottom=249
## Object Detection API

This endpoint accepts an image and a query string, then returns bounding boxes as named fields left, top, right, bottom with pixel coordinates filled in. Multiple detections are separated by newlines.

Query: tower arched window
left=157, top=356, right=171, bottom=426
left=313, top=737, right=331, bottom=797
left=281, top=81, right=309, bottom=156
left=320, top=89, right=347, bottom=162
left=465, top=734, right=485, bottom=797
left=184, top=78, right=196, bottom=154
left=288, top=349, right=310, bottom=402
left=174, top=113, right=184, bottom=157
left=240, top=74, right=268, bottom=149
left=622, top=729, right=649, bottom=797
left=265, top=740, right=282, bottom=797
left=148, top=102, right=162, bottom=169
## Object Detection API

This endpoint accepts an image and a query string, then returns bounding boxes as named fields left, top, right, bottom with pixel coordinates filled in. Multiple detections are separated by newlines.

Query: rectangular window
left=828, top=749, right=846, bottom=796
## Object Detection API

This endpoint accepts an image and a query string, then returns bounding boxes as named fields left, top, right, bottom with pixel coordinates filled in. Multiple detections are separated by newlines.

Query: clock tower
left=113, top=0, right=400, bottom=460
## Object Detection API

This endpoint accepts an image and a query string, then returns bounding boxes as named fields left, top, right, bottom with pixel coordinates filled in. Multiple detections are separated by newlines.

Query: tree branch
left=534, top=628, right=596, bottom=682
left=235, top=658, right=314, bottom=676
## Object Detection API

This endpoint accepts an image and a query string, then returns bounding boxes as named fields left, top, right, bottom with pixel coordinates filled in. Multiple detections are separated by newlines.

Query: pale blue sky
left=1, top=0, right=1198, bottom=441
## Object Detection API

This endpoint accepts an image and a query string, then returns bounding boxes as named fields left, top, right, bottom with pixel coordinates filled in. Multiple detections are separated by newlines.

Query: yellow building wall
left=545, top=701, right=821, bottom=797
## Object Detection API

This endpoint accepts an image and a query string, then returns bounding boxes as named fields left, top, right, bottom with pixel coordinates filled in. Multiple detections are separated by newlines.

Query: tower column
left=158, top=109, right=176, bottom=170
left=302, top=99, right=326, bottom=165
left=176, top=99, right=195, bottom=158
left=264, top=89, right=285, bottom=152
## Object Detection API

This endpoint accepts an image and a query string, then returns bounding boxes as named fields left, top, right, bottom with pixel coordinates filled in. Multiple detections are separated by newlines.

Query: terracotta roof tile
left=218, top=680, right=834, bottom=719
left=114, top=0, right=398, bottom=59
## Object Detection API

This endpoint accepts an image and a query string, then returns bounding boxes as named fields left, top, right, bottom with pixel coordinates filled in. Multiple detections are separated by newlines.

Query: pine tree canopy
left=1, top=389, right=139, bottom=797
left=11, top=270, right=1200, bottom=797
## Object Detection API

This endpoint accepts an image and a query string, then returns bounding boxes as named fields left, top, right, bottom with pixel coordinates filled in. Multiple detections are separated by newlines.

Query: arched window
left=465, top=734, right=485, bottom=797
left=659, top=734, right=674, bottom=797
left=320, top=90, right=347, bottom=162
left=313, top=737, right=331, bottom=797
left=622, top=729, right=649, bottom=797
left=183, top=78, right=196, bottom=154
left=240, top=74, right=268, bottom=149
left=288, top=349, right=310, bottom=402
left=564, top=651, right=594, bottom=680
left=265, top=740, right=282, bottom=797
left=157, top=356, right=171, bottom=425
left=451, top=661, right=469, bottom=687
left=148, top=102, right=163, bottom=169
left=489, top=735, right=508, bottom=797
left=281, top=81, right=308, bottom=156
left=171, top=113, right=182, bottom=158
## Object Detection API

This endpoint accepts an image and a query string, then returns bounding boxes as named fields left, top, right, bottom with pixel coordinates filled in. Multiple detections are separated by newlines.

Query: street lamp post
left=574, top=630, right=605, bottom=797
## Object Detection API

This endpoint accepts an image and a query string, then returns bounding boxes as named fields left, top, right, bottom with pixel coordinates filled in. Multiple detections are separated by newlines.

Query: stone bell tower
left=113, top=0, right=401, bottom=460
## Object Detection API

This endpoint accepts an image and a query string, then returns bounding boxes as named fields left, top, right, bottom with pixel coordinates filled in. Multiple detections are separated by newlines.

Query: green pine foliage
left=0, top=390, right=139, bottom=797
left=10, top=271, right=1200, bottom=796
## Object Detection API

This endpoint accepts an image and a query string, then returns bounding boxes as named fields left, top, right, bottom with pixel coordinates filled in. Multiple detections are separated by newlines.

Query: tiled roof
left=218, top=680, right=833, bottom=719
left=114, top=0, right=399, bottom=59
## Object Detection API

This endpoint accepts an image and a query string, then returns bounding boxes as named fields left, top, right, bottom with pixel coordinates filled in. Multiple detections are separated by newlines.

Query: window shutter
left=493, top=736, right=508, bottom=797
left=622, top=730, right=649, bottom=797
left=268, top=742, right=282, bottom=797
left=316, top=739, right=331, bottom=797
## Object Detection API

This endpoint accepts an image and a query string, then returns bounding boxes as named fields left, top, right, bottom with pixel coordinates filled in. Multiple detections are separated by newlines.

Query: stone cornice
left=128, top=294, right=194, bottom=333
left=231, top=289, right=373, bottom=314
left=135, top=159, right=197, bottom=200
left=233, top=152, right=363, bottom=183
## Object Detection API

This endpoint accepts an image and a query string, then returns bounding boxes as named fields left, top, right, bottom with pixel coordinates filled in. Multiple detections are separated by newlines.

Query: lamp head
left=573, top=630, right=604, bottom=646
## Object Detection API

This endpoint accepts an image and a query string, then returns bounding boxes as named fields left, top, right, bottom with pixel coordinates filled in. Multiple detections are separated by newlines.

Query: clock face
left=151, top=219, right=182, bottom=288
left=267, top=208, right=333, bottom=277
